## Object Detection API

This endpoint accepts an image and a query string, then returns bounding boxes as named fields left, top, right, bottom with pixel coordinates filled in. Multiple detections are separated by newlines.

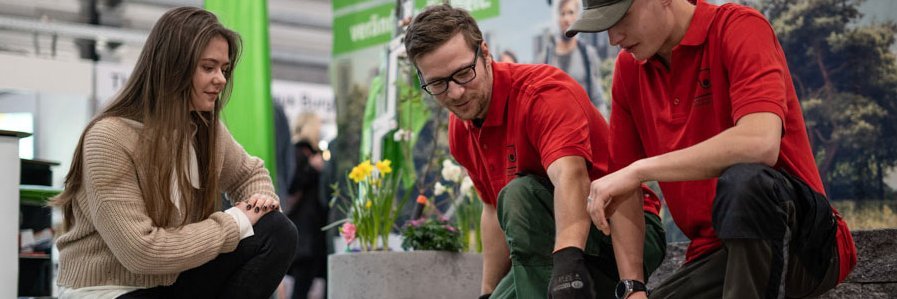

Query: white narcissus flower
left=434, top=182, right=447, bottom=196
left=460, top=176, right=474, bottom=197
left=442, top=159, right=456, bottom=169
left=393, top=129, right=405, bottom=142
left=441, top=162, right=462, bottom=183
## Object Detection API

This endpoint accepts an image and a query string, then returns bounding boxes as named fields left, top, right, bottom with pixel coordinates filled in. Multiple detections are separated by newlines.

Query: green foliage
left=454, top=189, right=483, bottom=253
left=761, top=0, right=897, bottom=199
left=401, top=217, right=463, bottom=252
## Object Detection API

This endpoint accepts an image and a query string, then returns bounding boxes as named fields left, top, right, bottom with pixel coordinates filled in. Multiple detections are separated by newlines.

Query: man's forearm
left=634, top=112, right=783, bottom=183
left=481, top=204, right=510, bottom=294
left=548, top=157, right=592, bottom=252
left=609, top=189, right=646, bottom=282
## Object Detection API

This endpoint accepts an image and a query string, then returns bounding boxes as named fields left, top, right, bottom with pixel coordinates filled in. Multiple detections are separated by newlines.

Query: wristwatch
left=615, top=279, right=647, bottom=299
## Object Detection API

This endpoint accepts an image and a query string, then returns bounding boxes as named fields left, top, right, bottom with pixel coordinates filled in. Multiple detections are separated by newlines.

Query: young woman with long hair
left=52, top=7, right=296, bottom=298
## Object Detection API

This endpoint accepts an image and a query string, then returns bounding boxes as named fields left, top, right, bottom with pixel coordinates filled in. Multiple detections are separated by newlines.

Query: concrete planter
left=328, top=251, right=483, bottom=299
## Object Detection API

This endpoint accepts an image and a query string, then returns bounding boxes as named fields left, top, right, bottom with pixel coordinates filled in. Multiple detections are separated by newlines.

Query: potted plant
left=326, top=159, right=405, bottom=252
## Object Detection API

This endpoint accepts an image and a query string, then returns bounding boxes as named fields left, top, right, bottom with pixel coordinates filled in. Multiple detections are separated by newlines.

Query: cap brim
left=565, top=0, right=633, bottom=38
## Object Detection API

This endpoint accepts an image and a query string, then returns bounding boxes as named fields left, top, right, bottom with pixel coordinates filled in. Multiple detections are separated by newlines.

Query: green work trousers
left=491, top=175, right=666, bottom=299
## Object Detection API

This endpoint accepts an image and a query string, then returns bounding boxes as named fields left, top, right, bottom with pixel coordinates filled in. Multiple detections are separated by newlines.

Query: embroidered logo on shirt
left=695, top=68, right=713, bottom=107
left=505, top=144, right=517, bottom=177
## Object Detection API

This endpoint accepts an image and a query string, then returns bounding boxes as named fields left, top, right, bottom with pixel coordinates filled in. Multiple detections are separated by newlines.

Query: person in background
left=536, top=0, right=608, bottom=117
left=566, top=0, right=857, bottom=298
left=286, top=113, right=328, bottom=299
left=51, top=7, right=297, bottom=299
left=498, top=50, right=518, bottom=63
left=274, top=102, right=297, bottom=204
left=405, top=4, right=666, bottom=298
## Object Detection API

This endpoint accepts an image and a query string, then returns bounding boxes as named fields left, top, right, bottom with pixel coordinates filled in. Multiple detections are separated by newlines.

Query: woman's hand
left=235, top=194, right=279, bottom=225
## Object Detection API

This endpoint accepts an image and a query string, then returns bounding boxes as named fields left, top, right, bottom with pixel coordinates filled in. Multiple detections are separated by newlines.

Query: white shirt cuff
left=225, top=207, right=255, bottom=240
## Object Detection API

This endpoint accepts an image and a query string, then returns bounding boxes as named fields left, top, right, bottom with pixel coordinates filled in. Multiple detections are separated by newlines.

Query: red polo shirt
left=609, top=0, right=855, bottom=282
left=449, top=61, right=661, bottom=216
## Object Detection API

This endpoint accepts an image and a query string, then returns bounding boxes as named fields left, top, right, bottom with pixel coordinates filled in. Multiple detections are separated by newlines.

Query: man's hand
left=548, top=247, right=595, bottom=299
left=587, top=165, right=642, bottom=235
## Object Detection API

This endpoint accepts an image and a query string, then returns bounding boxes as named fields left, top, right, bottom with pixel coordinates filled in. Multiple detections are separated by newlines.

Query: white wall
left=35, top=93, right=92, bottom=187
left=0, top=133, right=22, bottom=298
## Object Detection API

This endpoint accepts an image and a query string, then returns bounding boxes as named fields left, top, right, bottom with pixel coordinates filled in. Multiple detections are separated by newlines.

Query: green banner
left=333, top=2, right=395, bottom=55
left=415, top=0, right=499, bottom=20
left=205, top=0, right=277, bottom=181
left=333, top=0, right=375, bottom=11
left=333, top=0, right=500, bottom=55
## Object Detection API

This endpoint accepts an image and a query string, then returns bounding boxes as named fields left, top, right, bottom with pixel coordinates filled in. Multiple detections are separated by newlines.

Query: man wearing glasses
left=405, top=4, right=665, bottom=298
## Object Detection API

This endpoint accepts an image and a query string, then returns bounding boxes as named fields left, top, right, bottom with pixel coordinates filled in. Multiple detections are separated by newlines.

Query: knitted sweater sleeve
left=83, top=120, right=241, bottom=275
left=217, top=122, right=279, bottom=204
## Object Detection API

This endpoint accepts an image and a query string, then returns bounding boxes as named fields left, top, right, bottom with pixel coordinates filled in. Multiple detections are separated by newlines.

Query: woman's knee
left=256, top=212, right=298, bottom=254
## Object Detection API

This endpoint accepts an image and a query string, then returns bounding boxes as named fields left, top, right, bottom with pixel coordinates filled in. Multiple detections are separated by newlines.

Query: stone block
left=843, top=229, right=897, bottom=283
left=328, top=251, right=482, bottom=299
left=817, top=282, right=897, bottom=298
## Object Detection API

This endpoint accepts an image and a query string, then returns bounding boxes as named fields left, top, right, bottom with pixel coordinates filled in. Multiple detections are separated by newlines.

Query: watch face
left=614, top=280, right=629, bottom=299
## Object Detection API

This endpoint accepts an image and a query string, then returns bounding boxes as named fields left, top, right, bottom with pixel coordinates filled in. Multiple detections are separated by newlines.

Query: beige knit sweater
left=55, top=117, right=278, bottom=288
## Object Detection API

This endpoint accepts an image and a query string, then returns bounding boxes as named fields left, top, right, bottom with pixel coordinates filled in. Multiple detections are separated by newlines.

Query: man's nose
left=608, top=27, right=624, bottom=46
left=445, top=81, right=465, bottom=99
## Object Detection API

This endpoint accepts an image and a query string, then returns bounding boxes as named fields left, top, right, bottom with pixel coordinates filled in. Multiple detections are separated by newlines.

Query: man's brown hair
left=404, top=4, right=484, bottom=64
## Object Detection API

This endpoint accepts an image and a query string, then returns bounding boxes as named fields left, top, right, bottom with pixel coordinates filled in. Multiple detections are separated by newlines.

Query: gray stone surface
left=818, top=282, right=897, bottom=298
left=843, top=229, right=897, bottom=283
left=647, top=242, right=686, bottom=289
left=646, top=229, right=897, bottom=296
left=328, top=251, right=482, bottom=299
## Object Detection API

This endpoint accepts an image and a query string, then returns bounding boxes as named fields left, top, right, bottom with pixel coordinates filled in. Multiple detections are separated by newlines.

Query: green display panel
left=205, top=0, right=278, bottom=181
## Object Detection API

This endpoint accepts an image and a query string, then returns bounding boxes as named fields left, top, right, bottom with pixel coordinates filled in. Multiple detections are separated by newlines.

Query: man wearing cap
left=567, top=0, right=857, bottom=298
left=405, top=4, right=666, bottom=299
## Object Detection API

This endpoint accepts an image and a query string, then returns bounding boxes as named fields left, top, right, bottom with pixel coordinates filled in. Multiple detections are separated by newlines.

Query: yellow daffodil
left=365, top=200, right=373, bottom=209
left=376, top=160, right=392, bottom=174
left=349, top=166, right=364, bottom=183
left=359, top=160, right=374, bottom=178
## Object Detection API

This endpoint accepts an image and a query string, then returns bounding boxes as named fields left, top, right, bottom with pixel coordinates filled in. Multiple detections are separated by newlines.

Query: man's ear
left=481, top=41, right=493, bottom=64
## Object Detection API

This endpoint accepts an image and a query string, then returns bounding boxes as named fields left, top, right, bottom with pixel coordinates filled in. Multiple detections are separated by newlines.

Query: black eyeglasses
left=418, top=47, right=481, bottom=96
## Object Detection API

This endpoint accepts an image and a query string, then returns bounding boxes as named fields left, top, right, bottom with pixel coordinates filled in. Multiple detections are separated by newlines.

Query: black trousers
left=651, top=164, right=839, bottom=299
left=119, top=212, right=298, bottom=299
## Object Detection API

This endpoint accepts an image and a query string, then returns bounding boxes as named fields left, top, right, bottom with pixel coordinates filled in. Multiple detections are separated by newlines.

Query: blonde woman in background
left=286, top=112, right=328, bottom=299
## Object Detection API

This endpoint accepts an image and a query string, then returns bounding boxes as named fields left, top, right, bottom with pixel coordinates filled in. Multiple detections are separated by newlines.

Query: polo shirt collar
left=678, top=0, right=717, bottom=47
left=640, top=0, right=716, bottom=67
left=474, top=61, right=509, bottom=128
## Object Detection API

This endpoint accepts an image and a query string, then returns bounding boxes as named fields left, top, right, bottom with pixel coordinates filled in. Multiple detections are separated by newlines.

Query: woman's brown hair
left=51, top=7, right=241, bottom=230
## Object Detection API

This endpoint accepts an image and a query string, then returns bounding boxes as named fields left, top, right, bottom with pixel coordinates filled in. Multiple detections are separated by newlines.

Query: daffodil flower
left=376, top=160, right=393, bottom=174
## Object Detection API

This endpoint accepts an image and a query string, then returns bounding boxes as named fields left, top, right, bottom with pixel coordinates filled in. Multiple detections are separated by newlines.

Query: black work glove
left=548, top=247, right=595, bottom=299
left=478, top=293, right=491, bottom=299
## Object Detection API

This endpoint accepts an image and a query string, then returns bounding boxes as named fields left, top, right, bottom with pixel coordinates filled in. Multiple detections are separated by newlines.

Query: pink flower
left=444, top=225, right=457, bottom=232
left=410, top=218, right=425, bottom=227
left=340, top=222, right=357, bottom=244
